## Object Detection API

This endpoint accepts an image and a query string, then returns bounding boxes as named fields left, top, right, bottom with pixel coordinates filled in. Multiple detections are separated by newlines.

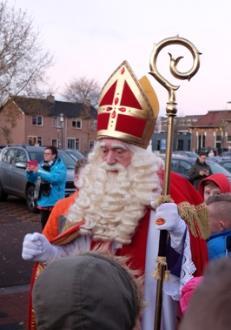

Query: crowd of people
left=21, top=60, right=231, bottom=330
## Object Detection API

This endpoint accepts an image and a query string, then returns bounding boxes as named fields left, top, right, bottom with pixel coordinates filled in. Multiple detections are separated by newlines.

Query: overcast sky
left=8, top=0, right=231, bottom=116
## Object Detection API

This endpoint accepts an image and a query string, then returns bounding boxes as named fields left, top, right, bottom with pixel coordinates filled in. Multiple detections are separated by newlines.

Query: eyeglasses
left=44, top=152, right=52, bottom=155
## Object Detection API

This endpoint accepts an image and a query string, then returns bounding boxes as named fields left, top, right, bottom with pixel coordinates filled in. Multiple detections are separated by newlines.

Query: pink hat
left=180, top=276, right=203, bottom=314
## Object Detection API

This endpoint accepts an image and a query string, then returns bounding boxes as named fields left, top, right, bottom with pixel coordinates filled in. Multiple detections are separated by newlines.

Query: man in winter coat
left=188, top=151, right=212, bottom=189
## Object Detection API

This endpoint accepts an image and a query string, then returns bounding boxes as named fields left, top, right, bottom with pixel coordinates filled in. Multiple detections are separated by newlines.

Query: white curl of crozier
left=66, top=141, right=163, bottom=244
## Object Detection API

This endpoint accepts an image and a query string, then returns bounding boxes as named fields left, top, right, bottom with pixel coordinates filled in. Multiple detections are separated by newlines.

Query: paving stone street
left=0, top=196, right=41, bottom=330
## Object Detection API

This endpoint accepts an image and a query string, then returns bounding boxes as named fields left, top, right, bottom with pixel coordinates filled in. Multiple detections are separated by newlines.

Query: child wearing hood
left=198, top=173, right=231, bottom=202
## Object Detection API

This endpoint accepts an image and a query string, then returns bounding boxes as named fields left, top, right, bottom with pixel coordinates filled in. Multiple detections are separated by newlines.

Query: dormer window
left=32, top=115, right=43, bottom=126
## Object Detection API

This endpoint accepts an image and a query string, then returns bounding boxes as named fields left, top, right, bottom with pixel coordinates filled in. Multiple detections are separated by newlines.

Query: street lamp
left=59, top=113, right=64, bottom=148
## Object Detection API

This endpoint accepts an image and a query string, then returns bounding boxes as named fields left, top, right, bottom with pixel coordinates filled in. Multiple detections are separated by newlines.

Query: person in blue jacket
left=27, top=146, right=67, bottom=229
left=206, top=193, right=231, bottom=260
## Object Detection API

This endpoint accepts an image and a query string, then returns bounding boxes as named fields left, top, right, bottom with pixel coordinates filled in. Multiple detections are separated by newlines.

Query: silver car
left=0, top=145, right=76, bottom=211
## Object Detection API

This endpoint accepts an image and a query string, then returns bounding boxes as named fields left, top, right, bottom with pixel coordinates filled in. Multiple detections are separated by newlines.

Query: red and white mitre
left=97, top=61, right=159, bottom=149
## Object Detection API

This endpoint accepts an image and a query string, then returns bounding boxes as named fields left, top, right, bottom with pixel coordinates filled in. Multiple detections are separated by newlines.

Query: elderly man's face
left=99, top=139, right=133, bottom=169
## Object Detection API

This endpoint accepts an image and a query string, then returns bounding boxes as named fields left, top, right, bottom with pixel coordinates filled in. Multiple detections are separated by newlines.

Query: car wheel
left=26, top=185, right=37, bottom=212
left=0, top=182, right=8, bottom=201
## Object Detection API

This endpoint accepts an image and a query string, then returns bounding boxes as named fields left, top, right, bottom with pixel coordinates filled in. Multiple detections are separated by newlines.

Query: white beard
left=66, top=144, right=163, bottom=244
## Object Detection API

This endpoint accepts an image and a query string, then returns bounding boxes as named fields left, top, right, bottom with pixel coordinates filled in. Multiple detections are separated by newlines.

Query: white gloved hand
left=154, top=202, right=187, bottom=235
left=22, top=232, right=59, bottom=263
left=154, top=203, right=182, bottom=232
left=154, top=203, right=186, bottom=251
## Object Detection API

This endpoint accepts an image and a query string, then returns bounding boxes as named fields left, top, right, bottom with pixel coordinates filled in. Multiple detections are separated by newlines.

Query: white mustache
left=101, top=162, right=125, bottom=172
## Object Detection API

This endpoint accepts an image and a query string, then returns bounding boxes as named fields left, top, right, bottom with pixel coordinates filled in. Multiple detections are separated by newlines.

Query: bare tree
left=63, top=77, right=100, bottom=106
left=0, top=1, right=52, bottom=106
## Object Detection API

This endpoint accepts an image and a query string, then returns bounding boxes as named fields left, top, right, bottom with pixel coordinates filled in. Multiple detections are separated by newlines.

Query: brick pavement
left=0, top=197, right=40, bottom=330
left=0, top=286, right=29, bottom=330
left=0, top=198, right=39, bottom=224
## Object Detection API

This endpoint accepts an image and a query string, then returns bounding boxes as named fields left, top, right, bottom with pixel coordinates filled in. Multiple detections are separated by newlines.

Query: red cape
left=28, top=172, right=208, bottom=329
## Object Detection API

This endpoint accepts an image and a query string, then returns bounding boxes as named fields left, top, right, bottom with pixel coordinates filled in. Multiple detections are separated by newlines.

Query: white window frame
left=28, top=136, right=42, bottom=146
left=32, top=115, right=43, bottom=126
left=72, top=119, right=82, bottom=129
left=67, top=138, right=80, bottom=149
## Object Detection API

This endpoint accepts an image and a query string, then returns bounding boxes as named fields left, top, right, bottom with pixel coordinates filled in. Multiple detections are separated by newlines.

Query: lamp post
left=59, top=113, right=64, bottom=149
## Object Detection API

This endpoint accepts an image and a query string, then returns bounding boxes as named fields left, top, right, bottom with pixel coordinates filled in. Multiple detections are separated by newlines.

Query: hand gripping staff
left=149, top=36, right=201, bottom=330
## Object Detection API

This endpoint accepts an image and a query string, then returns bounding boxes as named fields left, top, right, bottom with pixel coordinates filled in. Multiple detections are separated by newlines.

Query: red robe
left=28, top=172, right=208, bottom=329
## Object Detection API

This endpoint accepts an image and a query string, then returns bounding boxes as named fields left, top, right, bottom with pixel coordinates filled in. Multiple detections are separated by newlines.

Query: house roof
left=191, top=110, right=231, bottom=128
left=9, top=96, right=97, bottom=119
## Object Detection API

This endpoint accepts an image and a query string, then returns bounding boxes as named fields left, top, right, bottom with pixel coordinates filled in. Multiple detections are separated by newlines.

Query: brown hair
left=45, top=145, right=58, bottom=157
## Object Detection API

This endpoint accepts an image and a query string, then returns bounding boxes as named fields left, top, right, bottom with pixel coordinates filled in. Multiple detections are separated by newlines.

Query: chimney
left=47, top=94, right=55, bottom=103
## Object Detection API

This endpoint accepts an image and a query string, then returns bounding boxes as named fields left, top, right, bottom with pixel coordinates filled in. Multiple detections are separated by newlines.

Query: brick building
left=190, top=110, right=231, bottom=153
left=0, top=95, right=97, bottom=154
left=152, top=115, right=201, bottom=151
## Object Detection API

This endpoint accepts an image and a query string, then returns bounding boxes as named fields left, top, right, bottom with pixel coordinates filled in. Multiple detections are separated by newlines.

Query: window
left=177, top=139, right=184, bottom=151
left=37, top=137, right=42, bottom=146
left=28, top=136, right=42, bottom=146
left=157, top=140, right=161, bottom=151
left=179, top=160, right=192, bottom=176
left=171, top=159, right=179, bottom=172
left=67, top=138, right=80, bottom=149
left=227, top=135, right=231, bottom=142
left=198, top=134, right=206, bottom=149
left=32, top=115, right=43, bottom=126
left=52, top=139, right=58, bottom=147
left=15, top=150, right=27, bottom=163
left=72, top=119, right=82, bottom=129
left=28, top=136, right=36, bottom=145
left=2, top=148, right=18, bottom=164
left=1, top=149, right=14, bottom=163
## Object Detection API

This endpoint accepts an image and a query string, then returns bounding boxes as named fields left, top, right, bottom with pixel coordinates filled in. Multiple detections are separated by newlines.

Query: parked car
left=221, top=151, right=231, bottom=158
left=216, top=159, right=231, bottom=173
left=64, top=149, right=85, bottom=161
left=159, top=154, right=231, bottom=181
left=0, top=145, right=76, bottom=211
left=207, top=156, right=231, bottom=173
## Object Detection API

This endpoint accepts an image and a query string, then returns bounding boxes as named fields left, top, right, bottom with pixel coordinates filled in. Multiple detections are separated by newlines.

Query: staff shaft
left=154, top=113, right=175, bottom=330
left=149, top=36, right=200, bottom=330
